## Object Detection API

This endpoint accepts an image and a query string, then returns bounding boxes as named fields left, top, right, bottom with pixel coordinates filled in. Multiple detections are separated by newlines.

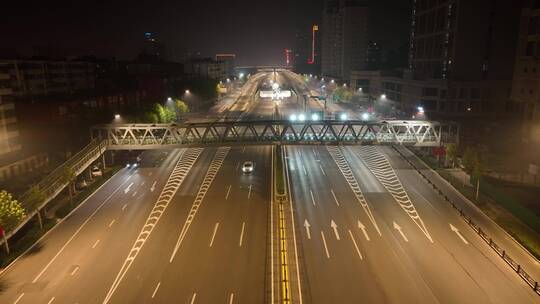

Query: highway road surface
left=1, top=70, right=539, bottom=304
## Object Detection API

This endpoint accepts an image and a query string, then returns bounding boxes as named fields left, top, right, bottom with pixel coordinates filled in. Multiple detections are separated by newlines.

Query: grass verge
left=415, top=151, right=540, bottom=260
left=0, top=165, right=120, bottom=268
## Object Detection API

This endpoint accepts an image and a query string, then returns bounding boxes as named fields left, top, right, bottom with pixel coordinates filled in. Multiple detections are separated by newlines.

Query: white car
left=91, top=166, right=103, bottom=177
left=242, top=161, right=254, bottom=173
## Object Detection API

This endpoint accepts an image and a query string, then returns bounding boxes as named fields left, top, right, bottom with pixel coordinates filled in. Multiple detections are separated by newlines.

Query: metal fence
left=393, top=146, right=540, bottom=296
left=3, top=139, right=108, bottom=243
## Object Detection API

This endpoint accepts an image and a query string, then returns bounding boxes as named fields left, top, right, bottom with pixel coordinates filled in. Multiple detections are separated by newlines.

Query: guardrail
left=393, top=146, right=540, bottom=296
left=2, top=139, right=108, bottom=244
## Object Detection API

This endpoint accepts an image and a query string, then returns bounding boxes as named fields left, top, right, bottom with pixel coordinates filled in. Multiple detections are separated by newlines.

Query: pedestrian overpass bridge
left=91, top=120, right=458, bottom=150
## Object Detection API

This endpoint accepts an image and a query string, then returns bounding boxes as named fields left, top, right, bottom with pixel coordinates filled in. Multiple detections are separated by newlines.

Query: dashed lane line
left=354, top=146, right=433, bottom=243
left=169, top=147, right=230, bottom=262
left=102, top=148, right=202, bottom=304
left=326, top=146, right=381, bottom=236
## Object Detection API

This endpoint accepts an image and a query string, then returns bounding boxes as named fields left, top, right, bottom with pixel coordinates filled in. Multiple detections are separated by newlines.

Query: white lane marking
left=236, top=162, right=240, bottom=171
left=124, top=182, right=134, bottom=194
left=239, top=222, right=245, bottom=247
left=302, top=164, right=307, bottom=175
left=330, top=220, right=340, bottom=240
left=92, top=239, right=100, bottom=249
left=326, top=146, right=382, bottom=236
left=31, top=172, right=135, bottom=283
left=319, top=164, right=326, bottom=176
left=357, top=221, right=370, bottom=241
left=14, top=293, right=24, bottom=304
left=70, top=266, right=79, bottom=276
left=190, top=293, right=197, bottom=304
left=348, top=230, right=364, bottom=260
left=47, top=297, right=55, bottom=304
left=285, top=148, right=303, bottom=304
left=310, top=190, right=316, bottom=206
left=321, top=231, right=330, bottom=259
left=450, top=224, right=469, bottom=245
left=108, top=219, right=116, bottom=228
left=330, top=189, right=340, bottom=206
left=304, top=219, right=311, bottom=240
left=248, top=184, right=252, bottom=199
left=242, top=146, right=246, bottom=154
left=121, top=203, right=128, bottom=211
left=103, top=148, right=202, bottom=304
left=229, top=293, right=234, bottom=304
left=151, top=282, right=161, bottom=298
left=225, top=185, right=232, bottom=200
left=393, top=222, right=409, bottom=242
left=132, top=191, right=137, bottom=197
left=270, top=147, right=275, bottom=304
left=209, top=222, right=220, bottom=247
left=150, top=181, right=157, bottom=192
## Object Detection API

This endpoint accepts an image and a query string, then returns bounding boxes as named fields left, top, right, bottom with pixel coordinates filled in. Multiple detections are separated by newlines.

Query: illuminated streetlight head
left=340, top=113, right=348, bottom=120
left=290, top=114, right=298, bottom=121
left=185, top=89, right=190, bottom=94
left=358, top=87, right=363, bottom=92
left=331, top=79, right=335, bottom=83
left=361, top=112, right=369, bottom=120
left=298, top=113, right=306, bottom=121
left=114, top=114, right=121, bottom=120
left=381, top=94, right=387, bottom=99
left=167, top=97, right=173, bottom=102
left=417, top=106, right=425, bottom=114
left=311, top=113, right=319, bottom=121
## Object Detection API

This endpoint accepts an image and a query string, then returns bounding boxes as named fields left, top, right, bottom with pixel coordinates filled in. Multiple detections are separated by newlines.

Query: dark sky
left=4, top=0, right=410, bottom=66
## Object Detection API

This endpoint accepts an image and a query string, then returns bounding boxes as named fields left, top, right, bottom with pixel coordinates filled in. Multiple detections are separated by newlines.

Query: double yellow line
left=278, top=195, right=291, bottom=303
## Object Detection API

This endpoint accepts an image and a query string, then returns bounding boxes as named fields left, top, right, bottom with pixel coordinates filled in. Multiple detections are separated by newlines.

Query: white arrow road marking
left=357, top=221, right=370, bottom=241
left=225, top=185, right=232, bottom=200
left=348, top=230, right=363, bottom=260
left=393, top=222, right=408, bottom=242
left=330, top=220, right=340, bottom=240
left=152, top=282, right=161, bottom=298
left=150, top=181, right=157, bottom=192
left=310, top=190, right=316, bottom=206
left=239, top=222, right=245, bottom=247
left=209, top=222, right=220, bottom=247
left=450, top=224, right=469, bottom=245
left=321, top=231, right=330, bottom=259
left=124, top=182, right=134, bottom=194
left=304, top=219, right=311, bottom=240
left=331, top=189, right=340, bottom=206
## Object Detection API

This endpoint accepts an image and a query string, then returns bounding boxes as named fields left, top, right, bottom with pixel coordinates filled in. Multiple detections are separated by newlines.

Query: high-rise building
left=409, top=0, right=520, bottom=81
left=321, top=0, right=369, bottom=81
left=216, top=54, right=236, bottom=76
left=351, top=0, right=522, bottom=119
left=141, top=32, right=167, bottom=61
left=293, top=25, right=321, bottom=75
left=511, top=0, right=540, bottom=142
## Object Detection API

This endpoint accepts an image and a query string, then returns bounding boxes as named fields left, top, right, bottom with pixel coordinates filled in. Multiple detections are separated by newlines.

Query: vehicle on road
left=242, top=161, right=254, bottom=173
left=91, top=166, right=102, bottom=177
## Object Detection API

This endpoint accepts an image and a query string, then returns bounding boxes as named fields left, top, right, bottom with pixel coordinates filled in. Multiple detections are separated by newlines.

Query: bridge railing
left=3, top=139, right=108, bottom=243
left=91, top=120, right=457, bottom=149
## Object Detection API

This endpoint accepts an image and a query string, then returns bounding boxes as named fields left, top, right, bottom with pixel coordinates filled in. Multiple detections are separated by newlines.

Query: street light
left=311, top=113, right=319, bottom=121
left=361, top=112, right=370, bottom=120
left=114, top=114, right=121, bottom=120
left=289, top=114, right=298, bottom=121
left=358, top=87, right=363, bottom=92
left=298, top=113, right=306, bottom=121
left=381, top=94, right=387, bottom=100
left=340, top=113, right=348, bottom=121
left=167, top=97, right=173, bottom=102
left=417, top=106, right=425, bottom=114
left=185, top=89, right=190, bottom=94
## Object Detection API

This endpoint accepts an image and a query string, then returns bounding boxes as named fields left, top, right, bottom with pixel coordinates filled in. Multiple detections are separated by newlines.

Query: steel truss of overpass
left=91, top=120, right=458, bottom=150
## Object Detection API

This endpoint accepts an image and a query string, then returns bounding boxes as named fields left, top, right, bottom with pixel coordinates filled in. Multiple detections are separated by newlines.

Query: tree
left=63, top=167, right=76, bottom=206
left=462, top=147, right=476, bottom=173
left=0, top=190, right=26, bottom=232
left=26, top=186, right=46, bottom=230
left=446, top=143, right=458, bottom=168
left=175, top=99, right=189, bottom=115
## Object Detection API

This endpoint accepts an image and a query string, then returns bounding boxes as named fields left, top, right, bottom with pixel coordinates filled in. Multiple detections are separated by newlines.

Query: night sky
left=4, top=0, right=411, bottom=65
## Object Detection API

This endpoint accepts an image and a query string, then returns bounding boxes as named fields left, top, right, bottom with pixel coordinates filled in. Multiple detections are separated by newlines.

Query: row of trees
left=0, top=191, right=26, bottom=233
left=144, top=100, right=189, bottom=123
